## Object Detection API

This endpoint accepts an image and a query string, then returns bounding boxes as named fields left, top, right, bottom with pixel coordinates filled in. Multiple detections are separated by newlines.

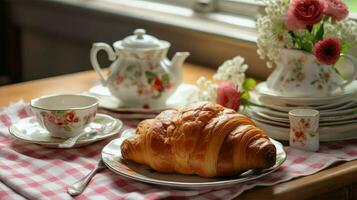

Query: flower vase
left=266, top=49, right=357, bottom=97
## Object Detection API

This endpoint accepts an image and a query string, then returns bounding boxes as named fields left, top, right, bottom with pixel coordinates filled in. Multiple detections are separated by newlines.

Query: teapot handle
left=339, top=53, right=357, bottom=88
left=90, top=43, right=116, bottom=85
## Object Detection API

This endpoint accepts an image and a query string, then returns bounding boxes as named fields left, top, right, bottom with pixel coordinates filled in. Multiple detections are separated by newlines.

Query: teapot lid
left=121, top=29, right=161, bottom=49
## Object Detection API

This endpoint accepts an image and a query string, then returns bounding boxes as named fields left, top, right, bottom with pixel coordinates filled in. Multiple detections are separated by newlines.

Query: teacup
left=31, top=94, right=99, bottom=138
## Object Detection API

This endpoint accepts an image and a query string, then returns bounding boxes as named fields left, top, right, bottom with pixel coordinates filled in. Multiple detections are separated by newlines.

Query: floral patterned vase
left=266, top=49, right=357, bottom=97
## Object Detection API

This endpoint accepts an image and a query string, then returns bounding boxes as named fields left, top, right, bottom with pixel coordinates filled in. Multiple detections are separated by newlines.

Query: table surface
left=1, top=63, right=356, bottom=200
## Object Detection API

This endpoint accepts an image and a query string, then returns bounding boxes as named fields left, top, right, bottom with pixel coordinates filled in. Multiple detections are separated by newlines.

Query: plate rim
left=101, top=136, right=286, bottom=188
left=254, top=120, right=357, bottom=142
left=256, top=82, right=357, bottom=100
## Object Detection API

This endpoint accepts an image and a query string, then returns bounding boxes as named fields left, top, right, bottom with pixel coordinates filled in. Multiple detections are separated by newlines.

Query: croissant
left=121, top=102, right=276, bottom=177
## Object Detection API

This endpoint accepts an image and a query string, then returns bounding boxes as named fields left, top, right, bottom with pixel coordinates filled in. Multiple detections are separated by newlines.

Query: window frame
left=140, top=0, right=264, bottom=19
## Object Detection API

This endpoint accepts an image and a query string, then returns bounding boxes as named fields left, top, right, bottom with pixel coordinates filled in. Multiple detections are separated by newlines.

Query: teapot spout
left=170, top=52, right=190, bottom=85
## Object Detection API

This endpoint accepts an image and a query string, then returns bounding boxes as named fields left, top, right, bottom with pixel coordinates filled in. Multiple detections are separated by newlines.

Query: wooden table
left=1, top=64, right=356, bottom=200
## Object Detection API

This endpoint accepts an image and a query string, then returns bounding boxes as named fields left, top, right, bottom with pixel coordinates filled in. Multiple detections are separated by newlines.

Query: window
left=132, top=0, right=262, bottom=39
left=94, top=0, right=355, bottom=44
left=140, top=0, right=263, bottom=19
left=346, top=0, right=357, bottom=11
left=345, top=0, right=357, bottom=16
left=141, top=0, right=357, bottom=19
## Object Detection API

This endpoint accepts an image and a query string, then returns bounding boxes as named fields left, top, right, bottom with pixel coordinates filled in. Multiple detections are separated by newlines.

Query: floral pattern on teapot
left=90, top=29, right=189, bottom=108
left=109, top=62, right=173, bottom=99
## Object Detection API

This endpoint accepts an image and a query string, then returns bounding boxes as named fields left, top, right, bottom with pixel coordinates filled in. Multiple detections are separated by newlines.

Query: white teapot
left=90, top=29, right=189, bottom=108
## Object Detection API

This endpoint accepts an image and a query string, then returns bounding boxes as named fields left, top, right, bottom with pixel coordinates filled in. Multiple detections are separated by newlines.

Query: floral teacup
left=289, top=109, right=320, bottom=152
left=31, top=94, right=99, bottom=138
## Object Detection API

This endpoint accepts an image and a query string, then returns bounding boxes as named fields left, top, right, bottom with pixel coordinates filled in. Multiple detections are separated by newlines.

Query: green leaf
left=243, top=78, right=257, bottom=91
left=323, top=16, right=330, bottom=22
left=315, top=23, right=324, bottom=42
left=162, top=74, right=170, bottom=85
left=301, top=40, right=313, bottom=53
left=64, top=126, right=71, bottom=132
left=145, top=71, right=156, bottom=83
left=53, top=111, right=66, bottom=117
left=240, top=91, right=250, bottom=100
left=341, top=43, right=349, bottom=53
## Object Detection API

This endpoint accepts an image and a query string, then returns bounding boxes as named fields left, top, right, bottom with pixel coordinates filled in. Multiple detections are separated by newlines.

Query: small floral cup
left=31, top=94, right=99, bottom=138
left=289, top=109, right=319, bottom=152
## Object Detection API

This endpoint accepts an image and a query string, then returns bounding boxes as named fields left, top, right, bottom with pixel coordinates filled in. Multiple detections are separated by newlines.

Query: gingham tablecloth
left=0, top=101, right=357, bottom=200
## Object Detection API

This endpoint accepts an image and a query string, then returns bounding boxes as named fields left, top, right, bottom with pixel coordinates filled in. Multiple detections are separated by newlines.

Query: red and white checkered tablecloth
left=0, top=101, right=356, bottom=200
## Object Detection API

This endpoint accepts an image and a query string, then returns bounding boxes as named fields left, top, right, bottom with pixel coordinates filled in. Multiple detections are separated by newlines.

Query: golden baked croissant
left=121, top=102, right=276, bottom=177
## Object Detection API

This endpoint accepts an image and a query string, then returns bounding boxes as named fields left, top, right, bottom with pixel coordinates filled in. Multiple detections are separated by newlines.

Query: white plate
left=244, top=110, right=290, bottom=128
left=9, top=114, right=123, bottom=148
left=101, top=129, right=286, bottom=189
left=255, top=121, right=357, bottom=142
left=245, top=108, right=357, bottom=124
left=251, top=93, right=357, bottom=112
left=87, top=84, right=199, bottom=113
left=250, top=105, right=357, bottom=118
left=245, top=109, right=357, bottom=127
left=256, top=81, right=357, bottom=106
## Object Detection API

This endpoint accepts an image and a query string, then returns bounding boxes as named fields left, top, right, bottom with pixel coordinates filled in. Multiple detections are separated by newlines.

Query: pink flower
left=47, top=114, right=56, bottom=122
left=216, top=81, right=240, bottom=111
left=324, top=0, right=349, bottom=21
left=313, top=37, right=341, bottom=65
left=284, top=0, right=326, bottom=30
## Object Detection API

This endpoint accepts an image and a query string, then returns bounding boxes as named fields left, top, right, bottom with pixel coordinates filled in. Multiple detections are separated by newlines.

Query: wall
left=4, top=0, right=271, bottom=83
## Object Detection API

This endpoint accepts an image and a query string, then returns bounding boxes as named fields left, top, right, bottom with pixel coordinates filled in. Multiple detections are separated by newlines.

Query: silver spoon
left=58, top=124, right=107, bottom=148
left=67, top=159, right=106, bottom=196
left=58, top=132, right=90, bottom=148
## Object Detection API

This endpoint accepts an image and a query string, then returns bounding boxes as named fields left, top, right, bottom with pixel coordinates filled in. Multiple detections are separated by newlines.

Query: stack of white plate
left=244, top=82, right=357, bottom=141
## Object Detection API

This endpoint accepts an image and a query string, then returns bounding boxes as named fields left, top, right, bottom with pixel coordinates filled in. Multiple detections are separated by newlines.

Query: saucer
left=86, top=84, right=199, bottom=113
left=9, top=114, right=123, bottom=148
left=255, top=81, right=357, bottom=106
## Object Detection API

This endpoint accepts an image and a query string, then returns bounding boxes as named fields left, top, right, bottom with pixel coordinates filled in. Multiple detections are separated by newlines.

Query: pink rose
left=65, top=111, right=76, bottom=123
left=47, top=114, right=56, bottom=122
left=285, top=0, right=326, bottom=30
left=324, top=0, right=348, bottom=21
left=216, top=81, right=240, bottom=111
